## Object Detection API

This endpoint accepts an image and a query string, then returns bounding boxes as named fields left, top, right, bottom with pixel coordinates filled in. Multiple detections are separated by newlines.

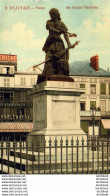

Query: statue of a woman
left=37, top=8, right=79, bottom=83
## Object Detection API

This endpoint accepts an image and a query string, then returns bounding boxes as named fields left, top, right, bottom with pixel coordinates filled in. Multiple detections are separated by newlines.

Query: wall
left=72, top=76, right=110, bottom=112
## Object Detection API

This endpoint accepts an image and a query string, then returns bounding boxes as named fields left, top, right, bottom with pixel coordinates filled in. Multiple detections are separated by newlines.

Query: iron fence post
left=97, top=137, right=99, bottom=173
left=20, top=137, right=22, bottom=174
left=60, top=137, right=63, bottom=173
left=87, top=138, right=89, bottom=174
left=102, top=140, right=104, bottom=174
left=92, top=137, right=94, bottom=173
left=71, top=137, right=74, bottom=173
left=55, top=137, right=57, bottom=174
left=1, top=136, right=3, bottom=174
left=82, top=137, right=84, bottom=174
left=26, top=140, right=28, bottom=174
left=31, top=141, right=34, bottom=174
left=13, top=138, right=16, bottom=174
left=43, top=139, right=46, bottom=174
left=76, top=137, right=79, bottom=174
left=107, top=138, right=109, bottom=174
left=66, top=137, right=68, bottom=173
left=49, top=137, right=52, bottom=174
left=7, top=137, right=10, bottom=174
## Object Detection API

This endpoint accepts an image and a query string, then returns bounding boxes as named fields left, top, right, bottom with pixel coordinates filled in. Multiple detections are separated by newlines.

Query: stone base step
left=0, top=155, right=109, bottom=173
left=0, top=163, right=109, bottom=174
left=0, top=155, right=33, bottom=171
left=27, top=168, right=110, bottom=174
left=0, top=164, right=25, bottom=174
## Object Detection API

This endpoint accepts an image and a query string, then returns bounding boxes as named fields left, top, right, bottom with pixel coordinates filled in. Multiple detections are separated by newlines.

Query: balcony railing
left=80, top=111, right=101, bottom=117
left=80, top=94, right=97, bottom=99
left=0, top=115, right=32, bottom=121
left=80, top=110, right=110, bottom=117
left=101, top=111, right=110, bottom=116
left=81, top=94, right=110, bottom=99
left=99, top=94, right=110, bottom=99
left=0, top=102, right=33, bottom=107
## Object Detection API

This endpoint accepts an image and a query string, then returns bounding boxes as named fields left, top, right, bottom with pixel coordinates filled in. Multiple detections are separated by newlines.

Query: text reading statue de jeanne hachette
left=37, top=8, right=79, bottom=83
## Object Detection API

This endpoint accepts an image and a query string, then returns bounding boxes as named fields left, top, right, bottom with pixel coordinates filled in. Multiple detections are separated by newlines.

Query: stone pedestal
left=28, top=80, right=87, bottom=151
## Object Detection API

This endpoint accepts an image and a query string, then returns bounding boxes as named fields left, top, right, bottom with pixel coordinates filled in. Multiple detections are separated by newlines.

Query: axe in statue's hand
left=33, top=41, right=81, bottom=69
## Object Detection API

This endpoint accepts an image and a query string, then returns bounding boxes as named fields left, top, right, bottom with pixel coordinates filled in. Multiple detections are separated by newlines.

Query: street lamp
left=90, top=104, right=96, bottom=151
left=90, top=104, right=96, bottom=137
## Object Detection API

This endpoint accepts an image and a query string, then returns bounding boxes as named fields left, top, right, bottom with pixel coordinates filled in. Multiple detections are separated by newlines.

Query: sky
left=0, top=0, right=110, bottom=72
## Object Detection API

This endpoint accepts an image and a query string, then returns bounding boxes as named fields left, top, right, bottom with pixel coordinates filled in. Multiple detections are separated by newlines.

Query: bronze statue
left=37, top=8, right=79, bottom=83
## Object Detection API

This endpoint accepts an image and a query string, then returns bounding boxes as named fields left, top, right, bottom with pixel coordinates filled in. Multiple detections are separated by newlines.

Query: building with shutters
left=70, top=55, right=110, bottom=137
left=0, top=53, right=110, bottom=138
left=0, top=54, right=41, bottom=139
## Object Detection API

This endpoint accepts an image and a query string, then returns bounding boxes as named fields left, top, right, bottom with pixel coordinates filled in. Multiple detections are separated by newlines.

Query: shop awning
left=0, top=123, right=33, bottom=132
left=101, top=119, right=110, bottom=129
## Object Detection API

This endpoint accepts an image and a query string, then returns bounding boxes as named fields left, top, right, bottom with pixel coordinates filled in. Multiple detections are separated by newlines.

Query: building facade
left=0, top=53, right=109, bottom=138
left=0, top=54, right=41, bottom=139
left=70, top=55, right=110, bottom=137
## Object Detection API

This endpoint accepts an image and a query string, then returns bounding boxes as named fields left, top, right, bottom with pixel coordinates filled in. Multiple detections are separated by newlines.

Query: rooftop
left=15, top=71, right=38, bottom=75
left=69, top=61, right=110, bottom=77
left=0, top=122, right=33, bottom=132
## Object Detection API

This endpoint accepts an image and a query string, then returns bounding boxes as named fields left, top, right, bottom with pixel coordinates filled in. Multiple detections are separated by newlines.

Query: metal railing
left=0, top=114, right=31, bottom=121
left=0, top=135, right=110, bottom=174
left=101, top=111, right=110, bottom=116
left=80, top=111, right=101, bottom=117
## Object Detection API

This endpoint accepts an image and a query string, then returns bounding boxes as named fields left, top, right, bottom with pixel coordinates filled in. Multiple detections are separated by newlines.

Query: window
left=0, top=67, right=3, bottom=74
left=108, top=100, right=110, bottom=111
left=20, top=92, right=27, bottom=102
left=31, top=78, right=36, bottom=86
left=89, top=120, right=98, bottom=126
left=80, top=84, right=85, bottom=88
left=21, top=77, right=26, bottom=85
left=90, top=84, right=96, bottom=94
left=90, top=101, right=96, bottom=109
left=80, top=102, right=86, bottom=111
left=10, top=92, right=14, bottom=102
left=109, top=84, right=110, bottom=94
left=4, top=93, right=10, bottom=102
left=6, top=67, right=10, bottom=75
left=100, top=100, right=106, bottom=112
left=0, top=92, right=3, bottom=101
left=20, top=109, right=24, bottom=115
left=0, top=91, right=14, bottom=102
left=100, top=83, right=106, bottom=94
left=10, top=67, right=14, bottom=74
left=4, top=78, right=10, bottom=87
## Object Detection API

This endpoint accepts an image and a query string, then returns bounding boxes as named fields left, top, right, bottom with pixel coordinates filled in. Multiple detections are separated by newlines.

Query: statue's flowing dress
left=42, top=19, right=69, bottom=76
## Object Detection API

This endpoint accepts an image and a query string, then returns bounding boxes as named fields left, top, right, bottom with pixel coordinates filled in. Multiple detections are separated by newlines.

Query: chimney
left=90, top=55, right=99, bottom=71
